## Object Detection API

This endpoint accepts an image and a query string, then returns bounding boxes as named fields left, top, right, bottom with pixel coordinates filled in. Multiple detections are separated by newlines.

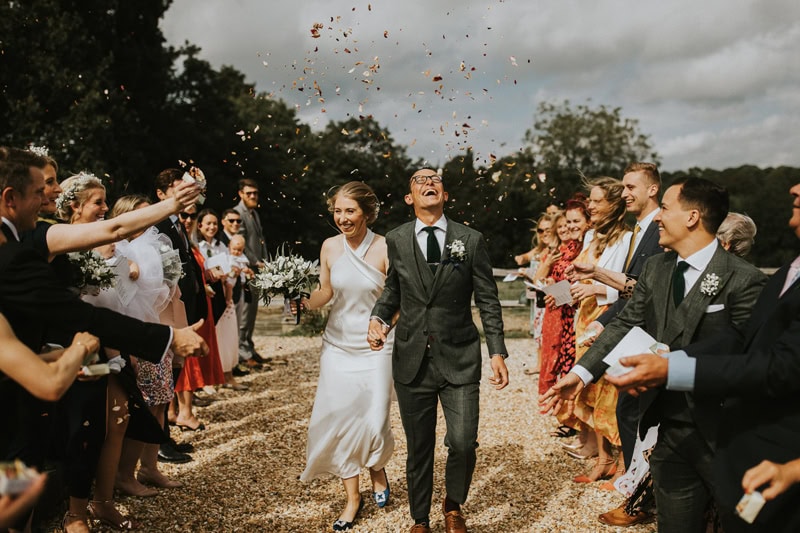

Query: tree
left=524, top=100, right=660, bottom=198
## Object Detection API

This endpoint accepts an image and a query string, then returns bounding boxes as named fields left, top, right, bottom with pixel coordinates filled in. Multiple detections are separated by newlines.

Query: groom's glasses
left=411, top=174, right=443, bottom=184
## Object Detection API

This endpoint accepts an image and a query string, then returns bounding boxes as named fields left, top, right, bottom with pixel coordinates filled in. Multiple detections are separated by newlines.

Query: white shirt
left=677, top=239, right=719, bottom=299
left=414, top=216, right=447, bottom=261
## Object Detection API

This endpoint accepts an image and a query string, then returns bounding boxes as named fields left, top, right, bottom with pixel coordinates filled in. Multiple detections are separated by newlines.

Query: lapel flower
left=446, top=239, right=467, bottom=263
left=699, top=272, right=720, bottom=296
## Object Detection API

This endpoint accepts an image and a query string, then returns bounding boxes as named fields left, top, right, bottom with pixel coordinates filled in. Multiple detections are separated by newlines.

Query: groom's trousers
left=394, top=356, right=479, bottom=521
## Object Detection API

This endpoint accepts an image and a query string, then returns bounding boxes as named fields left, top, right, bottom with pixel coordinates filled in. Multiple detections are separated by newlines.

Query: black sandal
left=550, top=425, right=577, bottom=438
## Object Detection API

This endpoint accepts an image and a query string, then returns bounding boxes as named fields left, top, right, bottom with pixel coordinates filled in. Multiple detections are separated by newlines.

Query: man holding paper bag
left=541, top=177, right=766, bottom=532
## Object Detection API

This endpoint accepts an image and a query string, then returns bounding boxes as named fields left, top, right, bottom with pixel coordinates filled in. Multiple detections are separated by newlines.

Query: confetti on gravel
left=67, top=335, right=655, bottom=532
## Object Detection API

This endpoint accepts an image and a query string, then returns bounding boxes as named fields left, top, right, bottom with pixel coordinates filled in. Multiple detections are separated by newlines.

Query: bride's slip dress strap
left=346, top=229, right=375, bottom=260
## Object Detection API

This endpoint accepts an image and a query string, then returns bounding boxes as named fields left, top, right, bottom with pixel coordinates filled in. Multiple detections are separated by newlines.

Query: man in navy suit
left=607, top=181, right=800, bottom=532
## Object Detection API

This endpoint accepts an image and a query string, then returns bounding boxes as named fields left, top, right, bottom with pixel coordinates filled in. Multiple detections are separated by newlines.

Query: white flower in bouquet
left=251, top=246, right=320, bottom=305
left=67, top=250, right=117, bottom=294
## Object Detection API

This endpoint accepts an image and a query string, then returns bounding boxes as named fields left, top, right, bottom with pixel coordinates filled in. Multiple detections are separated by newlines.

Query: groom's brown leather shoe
left=443, top=501, right=467, bottom=533
left=409, top=524, right=431, bottom=533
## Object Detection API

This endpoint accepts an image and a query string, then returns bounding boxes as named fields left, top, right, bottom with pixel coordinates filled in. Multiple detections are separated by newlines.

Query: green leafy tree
left=524, top=100, right=660, bottom=198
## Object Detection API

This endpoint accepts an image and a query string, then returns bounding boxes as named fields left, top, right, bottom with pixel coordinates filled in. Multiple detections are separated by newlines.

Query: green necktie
left=422, top=226, right=441, bottom=272
left=672, top=261, right=690, bottom=307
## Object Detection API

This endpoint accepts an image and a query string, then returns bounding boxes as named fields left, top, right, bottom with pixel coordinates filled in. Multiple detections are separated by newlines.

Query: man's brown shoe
left=410, top=524, right=431, bottom=533
left=442, top=501, right=467, bottom=533
left=598, top=505, right=654, bottom=526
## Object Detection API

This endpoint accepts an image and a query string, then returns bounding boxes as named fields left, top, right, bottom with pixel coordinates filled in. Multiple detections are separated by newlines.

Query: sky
left=161, top=0, right=800, bottom=171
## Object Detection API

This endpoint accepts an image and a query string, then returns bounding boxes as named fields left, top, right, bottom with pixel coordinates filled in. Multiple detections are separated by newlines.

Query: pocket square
left=705, top=304, right=725, bottom=313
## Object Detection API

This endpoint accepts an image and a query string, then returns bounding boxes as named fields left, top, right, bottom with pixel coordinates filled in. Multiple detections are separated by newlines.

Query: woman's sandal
left=573, top=458, right=617, bottom=483
left=550, top=425, right=577, bottom=438
left=61, top=512, right=90, bottom=533
left=88, top=500, right=139, bottom=530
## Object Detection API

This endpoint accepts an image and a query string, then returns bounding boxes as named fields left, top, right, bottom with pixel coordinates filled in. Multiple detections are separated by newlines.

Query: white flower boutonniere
left=446, top=240, right=467, bottom=264
left=700, top=272, right=720, bottom=296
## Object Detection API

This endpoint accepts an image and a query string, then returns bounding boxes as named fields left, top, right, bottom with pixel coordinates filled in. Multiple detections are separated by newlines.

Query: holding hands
left=367, top=318, right=389, bottom=350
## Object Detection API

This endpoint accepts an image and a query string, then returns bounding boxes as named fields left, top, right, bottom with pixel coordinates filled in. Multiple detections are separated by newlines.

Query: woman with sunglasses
left=173, top=204, right=225, bottom=432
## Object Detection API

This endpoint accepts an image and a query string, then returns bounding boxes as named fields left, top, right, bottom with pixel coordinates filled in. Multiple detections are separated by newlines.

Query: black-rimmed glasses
left=411, top=174, right=443, bottom=184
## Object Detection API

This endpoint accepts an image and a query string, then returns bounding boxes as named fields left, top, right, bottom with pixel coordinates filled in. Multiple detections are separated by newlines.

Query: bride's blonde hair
left=56, top=172, right=105, bottom=222
left=327, top=181, right=379, bottom=225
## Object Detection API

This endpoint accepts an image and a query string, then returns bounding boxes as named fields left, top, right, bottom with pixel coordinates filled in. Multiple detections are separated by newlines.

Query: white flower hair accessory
left=27, top=144, right=50, bottom=157
left=446, top=239, right=467, bottom=264
left=700, top=272, right=720, bottom=297
left=55, top=171, right=102, bottom=214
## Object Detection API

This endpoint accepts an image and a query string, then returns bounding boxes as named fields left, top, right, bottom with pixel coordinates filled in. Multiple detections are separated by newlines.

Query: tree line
left=1, top=1, right=796, bottom=267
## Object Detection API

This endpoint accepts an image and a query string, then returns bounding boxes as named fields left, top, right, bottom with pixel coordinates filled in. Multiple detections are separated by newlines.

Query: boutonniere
left=700, top=272, right=720, bottom=296
left=445, top=239, right=467, bottom=264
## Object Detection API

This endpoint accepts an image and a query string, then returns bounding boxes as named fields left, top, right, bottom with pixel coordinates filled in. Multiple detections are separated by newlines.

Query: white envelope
left=603, top=327, right=665, bottom=377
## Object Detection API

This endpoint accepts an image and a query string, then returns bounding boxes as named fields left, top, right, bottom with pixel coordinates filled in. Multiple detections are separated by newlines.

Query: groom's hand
left=489, top=355, right=509, bottom=390
left=367, top=318, right=388, bottom=350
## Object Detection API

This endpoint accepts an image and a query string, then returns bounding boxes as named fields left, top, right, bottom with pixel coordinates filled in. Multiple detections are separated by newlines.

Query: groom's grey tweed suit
left=371, top=217, right=506, bottom=520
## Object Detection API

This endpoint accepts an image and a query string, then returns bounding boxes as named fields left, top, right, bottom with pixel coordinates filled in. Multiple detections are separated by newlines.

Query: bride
left=298, top=181, right=395, bottom=531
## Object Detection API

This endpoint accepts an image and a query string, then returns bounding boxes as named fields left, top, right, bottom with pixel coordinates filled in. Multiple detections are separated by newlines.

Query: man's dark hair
left=671, top=176, right=729, bottom=234
left=238, top=178, right=258, bottom=191
left=155, top=168, right=184, bottom=194
left=222, top=208, right=239, bottom=219
left=0, top=147, right=46, bottom=193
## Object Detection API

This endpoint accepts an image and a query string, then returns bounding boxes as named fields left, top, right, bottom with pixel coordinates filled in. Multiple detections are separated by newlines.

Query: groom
left=369, top=168, right=508, bottom=533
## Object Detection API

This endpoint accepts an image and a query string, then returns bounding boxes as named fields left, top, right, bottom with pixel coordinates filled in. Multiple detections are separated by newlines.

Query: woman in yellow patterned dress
left=564, top=177, right=631, bottom=483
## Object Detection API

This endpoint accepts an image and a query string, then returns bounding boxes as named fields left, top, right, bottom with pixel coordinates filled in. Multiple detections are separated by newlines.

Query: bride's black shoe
left=332, top=496, right=364, bottom=531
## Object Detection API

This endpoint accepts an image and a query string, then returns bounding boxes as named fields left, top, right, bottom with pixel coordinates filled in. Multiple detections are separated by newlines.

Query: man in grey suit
left=542, top=177, right=766, bottom=532
left=234, top=178, right=268, bottom=366
left=369, top=168, right=508, bottom=533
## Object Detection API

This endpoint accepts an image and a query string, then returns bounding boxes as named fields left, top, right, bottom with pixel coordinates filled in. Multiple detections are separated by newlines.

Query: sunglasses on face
left=411, top=175, right=443, bottom=184
left=225, top=218, right=242, bottom=224
left=178, top=212, right=198, bottom=220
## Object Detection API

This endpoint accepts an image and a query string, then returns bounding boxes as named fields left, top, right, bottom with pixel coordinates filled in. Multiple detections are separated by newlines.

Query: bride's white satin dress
left=300, top=230, right=395, bottom=481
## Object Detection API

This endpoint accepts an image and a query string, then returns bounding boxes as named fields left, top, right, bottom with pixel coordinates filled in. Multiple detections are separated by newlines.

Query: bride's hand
left=289, top=298, right=308, bottom=315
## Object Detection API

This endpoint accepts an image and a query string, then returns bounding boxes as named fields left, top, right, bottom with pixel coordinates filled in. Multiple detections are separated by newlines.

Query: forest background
left=2, top=1, right=797, bottom=267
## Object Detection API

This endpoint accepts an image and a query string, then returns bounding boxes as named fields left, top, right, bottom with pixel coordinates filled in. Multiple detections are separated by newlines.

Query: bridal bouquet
left=67, top=250, right=117, bottom=295
left=251, top=246, right=320, bottom=324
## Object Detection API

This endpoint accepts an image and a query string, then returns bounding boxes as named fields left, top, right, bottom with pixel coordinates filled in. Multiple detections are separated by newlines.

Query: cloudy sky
left=161, top=0, right=799, bottom=171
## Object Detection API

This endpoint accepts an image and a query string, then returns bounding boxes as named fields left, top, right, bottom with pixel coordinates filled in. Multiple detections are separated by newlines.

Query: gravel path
left=104, top=336, right=655, bottom=533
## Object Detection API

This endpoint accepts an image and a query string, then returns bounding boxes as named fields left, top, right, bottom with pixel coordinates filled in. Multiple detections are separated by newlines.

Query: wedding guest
left=547, top=177, right=766, bottom=532
left=299, top=182, right=394, bottom=531
left=234, top=178, right=269, bottom=367
left=564, top=163, right=663, bottom=515
left=153, top=167, right=209, bottom=462
left=603, top=181, right=800, bottom=531
left=174, top=203, right=225, bottom=431
left=216, top=208, right=242, bottom=246
left=514, top=214, right=553, bottom=363
left=197, top=208, right=245, bottom=390
left=538, top=210, right=582, bottom=395
left=562, top=177, right=631, bottom=482
left=107, top=195, right=184, bottom=501
left=717, top=212, right=756, bottom=257
left=57, top=174, right=157, bottom=530
left=368, top=168, right=509, bottom=533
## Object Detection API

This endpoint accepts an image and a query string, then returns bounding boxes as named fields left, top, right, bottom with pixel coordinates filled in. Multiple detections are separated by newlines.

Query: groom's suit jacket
left=578, top=245, right=766, bottom=446
left=371, top=218, right=507, bottom=385
left=683, top=262, right=800, bottom=526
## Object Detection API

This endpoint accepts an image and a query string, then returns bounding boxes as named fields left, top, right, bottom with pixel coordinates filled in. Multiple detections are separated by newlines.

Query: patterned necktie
left=672, top=261, right=690, bottom=307
left=624, top=224, right=641, bottom=271
left=422, top=227, right=440, bottom=272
